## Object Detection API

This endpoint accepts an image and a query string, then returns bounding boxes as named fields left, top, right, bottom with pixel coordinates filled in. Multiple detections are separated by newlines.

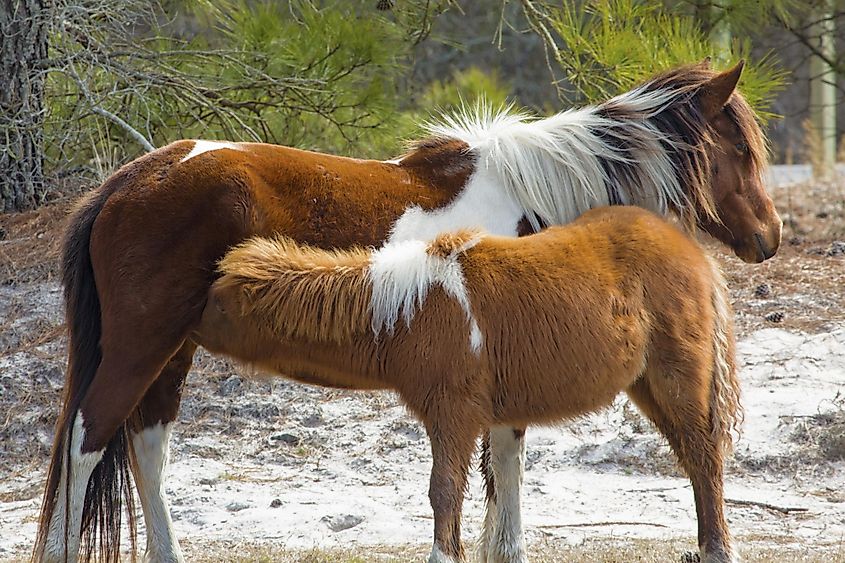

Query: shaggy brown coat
left=194, top=206, right=740, bottom=563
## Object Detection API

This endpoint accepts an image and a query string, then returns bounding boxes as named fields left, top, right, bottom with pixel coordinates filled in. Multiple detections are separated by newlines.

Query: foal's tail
left=706, top=256, right=743, bottom=455
left=34, top=175, right=135, bottom=562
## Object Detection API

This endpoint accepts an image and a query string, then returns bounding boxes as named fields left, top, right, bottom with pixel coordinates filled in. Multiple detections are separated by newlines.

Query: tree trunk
left=0, top=0, right=49, bottom=212
left=809, top=1, right=837, bottom=178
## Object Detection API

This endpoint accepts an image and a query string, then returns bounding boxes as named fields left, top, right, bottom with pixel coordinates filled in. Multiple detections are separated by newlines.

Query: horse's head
left=694, top=61, right=782, bottom=263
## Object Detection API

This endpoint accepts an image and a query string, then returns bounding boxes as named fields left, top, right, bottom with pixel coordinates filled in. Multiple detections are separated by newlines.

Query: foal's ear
left=698, top=60, right=745, bottom=119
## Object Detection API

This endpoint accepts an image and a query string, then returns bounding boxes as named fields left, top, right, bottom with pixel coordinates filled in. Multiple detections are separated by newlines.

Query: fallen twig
left=538, top=520, right=669, bottom=529
left=725, top=498, right=809, bottom=514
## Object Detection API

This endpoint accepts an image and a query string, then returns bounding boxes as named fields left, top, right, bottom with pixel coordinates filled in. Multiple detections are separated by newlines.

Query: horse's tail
left=34, top=176, right=136, bottom=562
left=706, top=256, right=743, bottom=455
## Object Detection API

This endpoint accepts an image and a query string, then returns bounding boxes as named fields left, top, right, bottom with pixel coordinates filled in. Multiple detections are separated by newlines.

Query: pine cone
left=754, top=283, right=771, bottom=298
left=765, top=311, right=785, bottom=323
left=376, top=0, right=394, bottom=10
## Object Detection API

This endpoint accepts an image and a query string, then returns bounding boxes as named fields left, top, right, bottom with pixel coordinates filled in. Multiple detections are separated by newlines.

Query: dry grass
left=2, top=534, right=843, bottom=562
left=0, top=200, right=68, bottom=285
left=172, top=535, right=845, bottom=562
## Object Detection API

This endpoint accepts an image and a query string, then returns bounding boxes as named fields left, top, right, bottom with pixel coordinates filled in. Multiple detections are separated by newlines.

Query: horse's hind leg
left=42, top=334, right=184, bottom=563
left=626, top=375, right=735, bottom=563
left=480, top=426, right=528, bottom=563
left=130, top=341, right=196, bottom=563
left=41, top=412, right=105, bottom=562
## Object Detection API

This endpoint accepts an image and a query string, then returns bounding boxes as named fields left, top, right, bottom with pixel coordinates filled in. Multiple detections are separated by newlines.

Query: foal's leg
left=130, top=341, right=196, bottom=563
left=481, top=426, right=528, bottom=563
left=627, top=377, right=735, bottom=563
left=426, top=419, right=479, bottom=563
left=478, top=431, right=496, bottom=560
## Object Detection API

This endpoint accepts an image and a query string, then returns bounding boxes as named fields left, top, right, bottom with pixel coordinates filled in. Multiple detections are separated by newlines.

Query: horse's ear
left=699, top=60, right=744, bottom=119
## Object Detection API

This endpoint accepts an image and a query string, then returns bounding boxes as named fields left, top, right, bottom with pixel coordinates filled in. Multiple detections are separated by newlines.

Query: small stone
left=226, top=501, right=250, bottom=512
left=753, top=283, right=770, bottom=298
left=765, top=311, right=785, bottom=323
left=301, top=412, right=324, bottom=428
left=320, top=514, right=364, bottom=532
left=270, top=498, right=283, bottom=508
left=270, top=432, right=301, bottom=446
left=218, top=375, right=242, bottom=397
left=826, top=241, right=845, bottom=257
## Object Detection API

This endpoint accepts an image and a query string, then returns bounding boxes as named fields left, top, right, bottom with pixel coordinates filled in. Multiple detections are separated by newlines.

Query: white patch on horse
left=700, top=546, right=740, bottom=563
left=485, top=426, right=528, bottom=563
left=428, top=544, right=461, bottom=563
left=180, top=140, right=241, bottom=163
left=367, top=236, right=484, bottom=354
left=383, top=157, right=403, bottom=165
left=132, top=423, right=185, bottom=563
left=43, top=412, right=104, bottom=563
left=390, top=165, right=523, bottom=243
left=478, top=495, right=497, bottom=563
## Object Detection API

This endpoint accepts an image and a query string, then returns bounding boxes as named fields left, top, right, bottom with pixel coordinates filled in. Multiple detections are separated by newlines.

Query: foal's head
left=193, top=278, right=256, bottom=357
left=649, top=61, right=781, bottom=263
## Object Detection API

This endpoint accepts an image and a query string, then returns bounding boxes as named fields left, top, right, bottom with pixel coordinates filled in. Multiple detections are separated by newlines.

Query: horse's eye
left=735, top=141, right=748, bottom=153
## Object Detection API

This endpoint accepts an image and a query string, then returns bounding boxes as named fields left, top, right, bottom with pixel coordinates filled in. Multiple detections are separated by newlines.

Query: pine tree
left=518, top=0, right=792, bottom=115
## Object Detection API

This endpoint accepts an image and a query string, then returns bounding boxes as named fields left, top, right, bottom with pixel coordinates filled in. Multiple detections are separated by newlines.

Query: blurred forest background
left=1, top=0, right=843, bottom=212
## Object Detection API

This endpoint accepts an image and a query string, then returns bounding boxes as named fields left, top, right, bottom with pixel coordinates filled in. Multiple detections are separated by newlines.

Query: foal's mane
left=217, top=237, right=373, bottom=344
left=415, top=62, right=767, bottom=231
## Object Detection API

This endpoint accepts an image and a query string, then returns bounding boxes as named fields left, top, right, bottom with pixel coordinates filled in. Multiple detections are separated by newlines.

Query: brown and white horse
left=192, top=205, right=742, bottom=563
left=35, top=61, right=778, bottom=562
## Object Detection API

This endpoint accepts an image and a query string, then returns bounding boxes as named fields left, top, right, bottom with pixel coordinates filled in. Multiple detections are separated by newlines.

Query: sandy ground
left=0, top=170, right=843, bottom=561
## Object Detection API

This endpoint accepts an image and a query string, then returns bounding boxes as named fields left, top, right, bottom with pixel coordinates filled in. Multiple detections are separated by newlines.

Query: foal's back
left=463, top=206, right=722, bottom=425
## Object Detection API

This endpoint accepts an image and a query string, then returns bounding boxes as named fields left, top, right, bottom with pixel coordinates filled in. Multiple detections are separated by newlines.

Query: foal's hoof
left=680, top=551, right=700, bottom=563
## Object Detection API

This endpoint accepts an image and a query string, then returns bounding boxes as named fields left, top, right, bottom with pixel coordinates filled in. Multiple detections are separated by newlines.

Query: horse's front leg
left=426, top=415, right=479, bottom=563
left=627, top=376, right=737, bottom=563
left=481, top=426, right=528, bottom=563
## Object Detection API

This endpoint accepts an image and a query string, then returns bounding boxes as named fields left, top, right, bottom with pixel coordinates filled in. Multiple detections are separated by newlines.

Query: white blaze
left=180, top=140, right=242, bottom=163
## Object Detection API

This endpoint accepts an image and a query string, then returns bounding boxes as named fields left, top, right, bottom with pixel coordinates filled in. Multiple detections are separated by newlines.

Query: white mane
left=424, top=87, right=697, bottom=231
